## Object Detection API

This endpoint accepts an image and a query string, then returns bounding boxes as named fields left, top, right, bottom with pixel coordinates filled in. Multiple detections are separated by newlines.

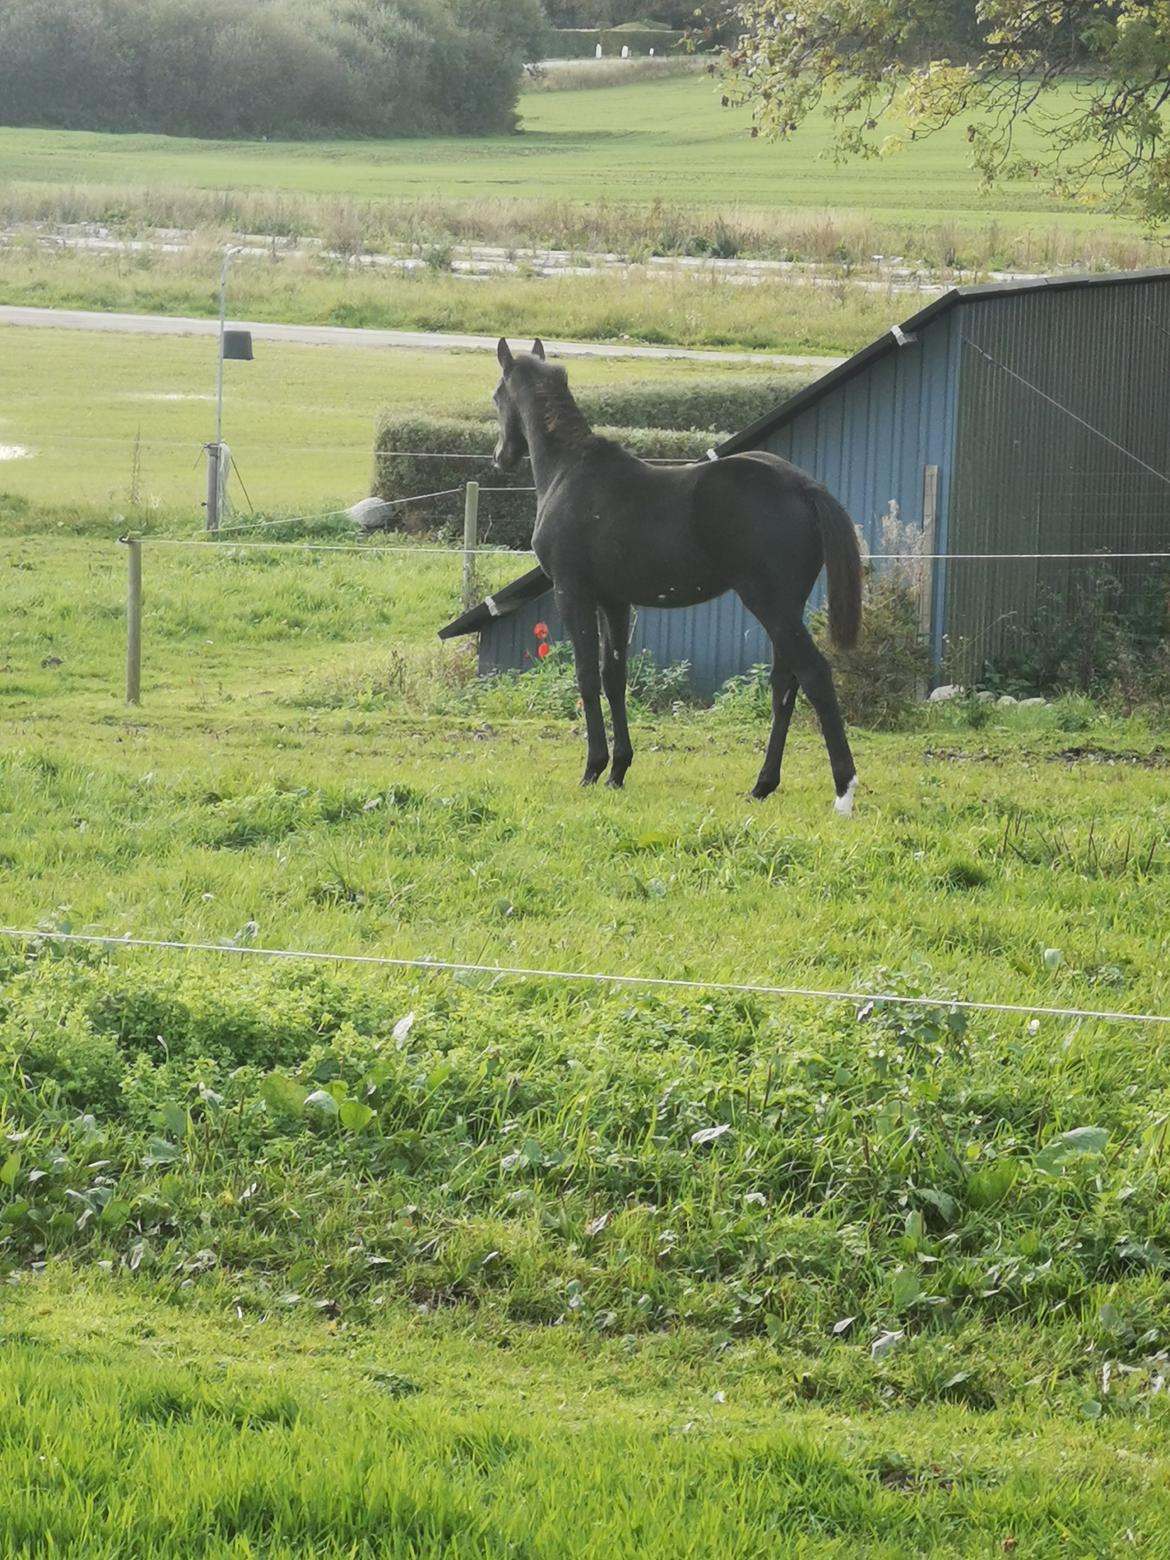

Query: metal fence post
left=205, top=442, right=220, bottom=532
left=124, top=535, right=142, bottom=704
left=462, top=480, right=479, bottom=609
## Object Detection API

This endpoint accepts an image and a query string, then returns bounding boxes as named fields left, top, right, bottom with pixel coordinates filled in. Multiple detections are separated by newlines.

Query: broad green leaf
left=143, top=1138, right=180, bottom=1167
left=1035, top=1126, right=1109, bottom=1174
left=339, top=1100, right=375, bottom=1134
left=0, top=1152, right=21, bottom=1189
left=260, top=1073, right=306, bottom=1120
left=965, top=1160, right=1019, bottom=1208
left=304, top=1089, right=340, bottom=1117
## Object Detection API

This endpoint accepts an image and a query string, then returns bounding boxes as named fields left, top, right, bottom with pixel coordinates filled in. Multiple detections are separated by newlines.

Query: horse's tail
left=807, top=483, right=862, bottom=651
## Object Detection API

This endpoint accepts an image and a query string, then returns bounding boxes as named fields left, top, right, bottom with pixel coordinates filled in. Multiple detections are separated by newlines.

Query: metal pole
left=462, top=480, right=479, bottom=609
left=207, top=246, right=239, bottom=531
left=205, top=441, right=220, bottom=533
left=125, top=536, right=142, bottom=704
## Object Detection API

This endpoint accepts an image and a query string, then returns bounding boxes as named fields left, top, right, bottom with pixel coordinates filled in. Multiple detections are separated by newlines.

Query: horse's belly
left=632, top=578, right=723, bottom=610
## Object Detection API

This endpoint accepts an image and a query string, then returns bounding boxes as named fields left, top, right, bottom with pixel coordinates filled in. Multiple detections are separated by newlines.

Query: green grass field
left=3, top=514, right=1170, bottom=1552
left=4, top=70, right=1170, bottom=1553
left=0, top=76, right=1147, bottom=227
left=0, top=325, right=794, bottom=513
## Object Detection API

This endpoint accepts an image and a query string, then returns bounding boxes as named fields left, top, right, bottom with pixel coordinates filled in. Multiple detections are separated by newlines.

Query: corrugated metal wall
left=945, top=277, right=1170, bottom=666
left=756, top=313, right=962, bottom=657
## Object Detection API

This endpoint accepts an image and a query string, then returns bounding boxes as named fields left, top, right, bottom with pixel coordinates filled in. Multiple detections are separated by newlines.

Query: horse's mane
left=517, top=359, right=593, bottom=445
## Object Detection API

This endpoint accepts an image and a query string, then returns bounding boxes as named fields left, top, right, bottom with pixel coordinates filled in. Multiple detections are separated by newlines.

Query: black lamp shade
left=222, top=330, right=254, bottom=361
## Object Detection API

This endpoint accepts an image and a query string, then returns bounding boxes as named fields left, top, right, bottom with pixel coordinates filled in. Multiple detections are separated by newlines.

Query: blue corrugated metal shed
left=441, top=268, right=1170, bottom=691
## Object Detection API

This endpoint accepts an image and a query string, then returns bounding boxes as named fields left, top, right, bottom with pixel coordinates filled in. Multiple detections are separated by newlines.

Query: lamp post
left=205, top=246, right=253, bottom=531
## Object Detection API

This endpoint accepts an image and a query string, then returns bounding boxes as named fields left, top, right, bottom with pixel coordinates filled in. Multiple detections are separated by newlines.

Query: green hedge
left=443, top=377, right=806, bottom=436
left=373, top=415, right=726, bottom=550
left=550, top=376, right=806, bottom=435
left=548, top=27, right=683, bottom=58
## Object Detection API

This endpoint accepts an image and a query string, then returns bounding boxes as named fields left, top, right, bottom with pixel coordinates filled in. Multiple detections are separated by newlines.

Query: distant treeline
left=0, top=0, right=547, bottom=138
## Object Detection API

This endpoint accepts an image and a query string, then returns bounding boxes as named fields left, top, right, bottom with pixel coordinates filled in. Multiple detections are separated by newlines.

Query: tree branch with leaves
left=720, top=0, right=1170, bottom=222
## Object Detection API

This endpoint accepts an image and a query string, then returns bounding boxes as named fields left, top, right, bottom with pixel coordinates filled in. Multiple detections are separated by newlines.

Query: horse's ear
left=497, top=338, right=515, bottom=375
left=531, top=338, right=546, bottom=360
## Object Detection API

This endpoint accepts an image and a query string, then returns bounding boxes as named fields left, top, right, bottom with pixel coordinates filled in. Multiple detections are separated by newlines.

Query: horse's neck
left=521, top=391, right=592, bottom=496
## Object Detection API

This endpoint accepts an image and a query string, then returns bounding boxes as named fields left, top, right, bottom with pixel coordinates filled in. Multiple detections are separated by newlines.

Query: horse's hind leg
left=750, top=667, right=798, bottom=801
left=556, top=588, right=609, bottom=785
left=777, top=620, right=857, bottom=813
left=740, top=591, right=857, bottom=813
left=599, top=602, right=633, bottom=788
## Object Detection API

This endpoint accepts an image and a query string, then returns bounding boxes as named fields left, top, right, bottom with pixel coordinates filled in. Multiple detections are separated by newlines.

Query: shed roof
left=714, top=266, right=1170, bottom=457
left=438, top=564, right=550, bottom=639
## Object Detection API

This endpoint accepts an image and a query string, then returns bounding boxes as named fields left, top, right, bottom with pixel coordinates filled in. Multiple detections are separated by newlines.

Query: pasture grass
left=4, top=1276, right=1169, bottom=1557
left=4, top=521, right=1170, bottom=1551
left=0, top=77, right=1155, bottom=229
left=0, top=243, right=916, bottom=356
left=0, top=325, right=791, bottom=513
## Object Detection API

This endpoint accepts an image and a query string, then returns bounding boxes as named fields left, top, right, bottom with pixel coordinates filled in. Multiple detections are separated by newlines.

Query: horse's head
left=491, top=337, right=545, bottom=472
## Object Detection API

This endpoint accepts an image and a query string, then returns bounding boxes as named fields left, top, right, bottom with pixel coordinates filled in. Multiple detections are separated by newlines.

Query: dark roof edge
left=715, top=266, right=1170, bottom=457
left=438, top=563, right=551, bottom=639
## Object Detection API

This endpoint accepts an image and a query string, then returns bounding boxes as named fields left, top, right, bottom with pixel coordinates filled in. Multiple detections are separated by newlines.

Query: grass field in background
left=0, top=325, right=793, bottom=514
left=0, top=77, right=1146, bottom=228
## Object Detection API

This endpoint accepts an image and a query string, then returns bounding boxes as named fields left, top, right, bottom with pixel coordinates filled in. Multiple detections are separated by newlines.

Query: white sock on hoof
left=833, top=776, right=858, bottom=817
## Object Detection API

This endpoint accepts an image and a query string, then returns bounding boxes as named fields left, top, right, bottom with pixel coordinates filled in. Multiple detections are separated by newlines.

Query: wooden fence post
left=918, top=464, right=939, bottom=693
left=124, top=535, right=142, bottom=704
left=463, top=480, right=480, bottom=609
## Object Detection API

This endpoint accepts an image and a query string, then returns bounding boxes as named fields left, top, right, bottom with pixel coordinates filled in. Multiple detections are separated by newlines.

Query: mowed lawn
left=0, top=325, right=786, bottom=513
left=0, top=75, right=1140, bottom=229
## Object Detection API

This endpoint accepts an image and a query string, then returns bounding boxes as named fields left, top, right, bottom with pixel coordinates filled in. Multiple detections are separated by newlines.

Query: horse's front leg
left=556, top=589, right=609, bottom=785
left=599, top=602, right=633, bottom=788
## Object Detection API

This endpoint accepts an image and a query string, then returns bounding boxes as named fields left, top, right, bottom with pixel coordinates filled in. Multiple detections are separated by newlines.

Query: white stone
left=975, top=690, right=996, bottom=702
left=1019, top=696, right=1047, bottom=707
left=347, top=496, right=394, bottom=531
left=928, top=683, right=963, bottom=702
left=996, top=694, right=1018, bottom=706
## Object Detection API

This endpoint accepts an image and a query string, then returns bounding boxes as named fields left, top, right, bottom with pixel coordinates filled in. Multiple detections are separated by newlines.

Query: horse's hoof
left=605, top=775, right=625, bottom=789
left=749, top=781, right=777, bottom=801
left=580, top=770, right=604, bottom=787
left=833, top=776, right=858, bottom=817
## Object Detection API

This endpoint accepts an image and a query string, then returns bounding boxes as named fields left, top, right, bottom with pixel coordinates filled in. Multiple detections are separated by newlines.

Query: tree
left=721, top=1, right=1170, bottom=222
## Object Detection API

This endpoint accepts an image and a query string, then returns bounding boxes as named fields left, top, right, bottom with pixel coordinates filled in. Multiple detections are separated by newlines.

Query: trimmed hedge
left=443, top=378, right=807, bottom=436
left=373, top=415, right=726, bottom=549
left=546, top=376, right=806, bottom=435
left=549, top=26, right=683, bottom=58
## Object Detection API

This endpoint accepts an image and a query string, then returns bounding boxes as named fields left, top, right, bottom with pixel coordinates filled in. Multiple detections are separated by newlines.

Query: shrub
left=982, top=568, right=1170, bottom=707
left=0, top=0, right=546, bottom=139
left=812, top=569, right=932, bottom=729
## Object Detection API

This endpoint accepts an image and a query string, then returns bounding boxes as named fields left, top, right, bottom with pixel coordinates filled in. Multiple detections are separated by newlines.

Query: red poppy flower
left=536, top=642, right=551, bottom=659
left=533, top=622, right=549, bottom=640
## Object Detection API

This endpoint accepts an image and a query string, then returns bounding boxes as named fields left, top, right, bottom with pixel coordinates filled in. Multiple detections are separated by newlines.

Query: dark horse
left=492, top=339, right=863, bottom=814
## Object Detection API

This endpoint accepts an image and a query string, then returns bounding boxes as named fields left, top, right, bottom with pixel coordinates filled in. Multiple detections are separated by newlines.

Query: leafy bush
left=812, top=569, right=931, bottom=730
left=0, top=0, right=546, bottom=138
left=982, top=569, right=1170, bottom=708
